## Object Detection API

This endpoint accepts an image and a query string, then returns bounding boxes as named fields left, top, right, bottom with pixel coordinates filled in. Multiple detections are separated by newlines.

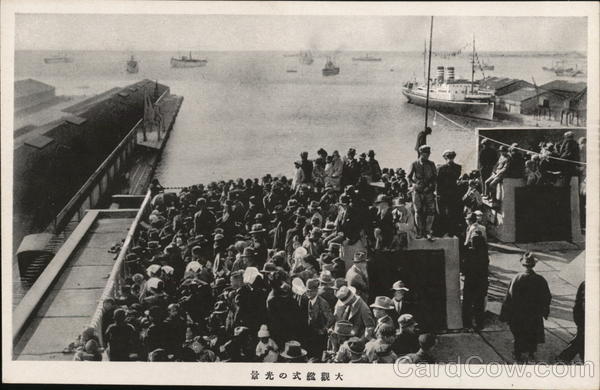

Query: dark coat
left=346, top=265, right=369, bottom=302
left=335, top=296, right=376, bottom=339
left=319, top=287, right=338, bottom=313
left=193, top=208, right=216, bottom=237
left=374, top=208, right=395, bottom=248
left=559, top=139, right=580, bottom=177
left=266, top=291, right=306, bottom=347
left=436, top=162, right=462, bottom=198
left=308, top=296, right=335, bottom=334
left=500, top=269, right=551, bottom=344
left=392, top=331, right=420, bottom=356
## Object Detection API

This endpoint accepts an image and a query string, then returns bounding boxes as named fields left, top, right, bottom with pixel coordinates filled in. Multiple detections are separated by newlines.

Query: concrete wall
left=15, top=89, right=56, bottom=112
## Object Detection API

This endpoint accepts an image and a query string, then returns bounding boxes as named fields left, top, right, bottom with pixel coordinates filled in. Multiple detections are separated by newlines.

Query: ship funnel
left=436, top=66, right=445, bottom=82
left=446, top=67, right=455, bottom=81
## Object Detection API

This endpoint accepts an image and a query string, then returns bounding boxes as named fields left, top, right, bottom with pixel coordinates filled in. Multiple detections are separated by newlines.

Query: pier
left=12, top=81, right=183, bottom=359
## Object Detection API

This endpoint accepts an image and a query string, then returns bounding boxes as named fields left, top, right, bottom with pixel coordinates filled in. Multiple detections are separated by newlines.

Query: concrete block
left=35, top=288, right=103, bottom=318
left=435, top=333, right=504, bottom=364
left=69, top=246, right=116, bottom=267
left=52, top=265, right=113, bottom=290
left=407, top=236, right=462, bottom=330
left=14, top=316, right=90, bottom=357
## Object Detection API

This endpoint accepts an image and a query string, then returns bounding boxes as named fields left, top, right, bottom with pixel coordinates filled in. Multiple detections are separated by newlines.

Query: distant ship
left=171, top=51, right=207, bottom=68
left=126, top=55, right=139, bottom=73
left=352, top=53, right=382, bottom=62
left=43, top=53, right=73, bottom=64
left=299, top=51, right=314, bottom=65
left=555, top=64, right=585, bottom=78
left=542, top=60, right=573, bottom=73
left=286, top=68, right=298, bottom=73
left=322, top=58, right=340, bottom=76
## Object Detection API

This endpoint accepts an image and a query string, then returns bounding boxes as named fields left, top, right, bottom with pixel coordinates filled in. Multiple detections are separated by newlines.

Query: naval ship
left=171, top=51, right=208, bottom=68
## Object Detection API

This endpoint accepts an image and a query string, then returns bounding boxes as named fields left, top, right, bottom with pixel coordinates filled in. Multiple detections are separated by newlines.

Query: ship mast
left=471, top=34, right=475, bottom=93
left=423, top=39, right=427, bottom=82
left=424, top=16, right=434, bottom=130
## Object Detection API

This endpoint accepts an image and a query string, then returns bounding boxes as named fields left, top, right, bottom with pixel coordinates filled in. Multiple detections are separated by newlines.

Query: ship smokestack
left=447, top=67, right=455, bottom=81
left=436, top=66, right=445, bottom=82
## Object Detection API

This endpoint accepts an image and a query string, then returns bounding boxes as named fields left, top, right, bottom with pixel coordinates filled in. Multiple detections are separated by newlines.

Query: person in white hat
left=390, top=280, right=414, bottom=324
left=255, top=324, right=279, bottom=362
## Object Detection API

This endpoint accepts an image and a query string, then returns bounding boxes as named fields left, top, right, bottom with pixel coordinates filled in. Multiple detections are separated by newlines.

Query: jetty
left=12, top=80, right=183, bottom=359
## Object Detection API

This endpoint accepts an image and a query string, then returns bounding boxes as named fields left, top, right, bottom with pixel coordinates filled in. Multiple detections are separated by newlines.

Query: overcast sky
left=15, top=14, right=588, bottom=52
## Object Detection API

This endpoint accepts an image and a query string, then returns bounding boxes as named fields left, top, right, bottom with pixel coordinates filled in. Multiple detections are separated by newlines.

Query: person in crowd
left=372, top=195, right=394, bottom=250
left=299, top=151, right=313, bottom=184
left=389, top=281, right=414, bottom=325
left=524, top=154, right=542, bottom=186
left=334, top=286, right=375, bottom=340
left=397, top=333, right=437, bottom=364
left=484, top=145, right=510, bottom=202
left=369, top=296, right=395, bottom=338
left=436, top=150, right=462, bottom=237
left=193, top=198, right=216, bottom=238
left=365, top=324, right=397, bottom=363
left=292, top=160, right=305, bottom=191
left=408, top=145, right=437, bottom=240
left=414, top=127, right=432, bottom=158
left=325, top=150, right=344, bottom=191
left=464, top=213, right=487, bottom=248
left=558, top=281, right=585, bottom=362
left=478, top=139, right=498, bottom=185
left=335, top=336, right=368, bottom=363
left=280, top=340, right=309, bottom=363
left=73, top=339, right=103, bottom=361
left=500, top=252, right=552, bottom=363
left=341, top=148, right=360, bottom=189
left=392, top=314, right=420, bottom=356
left=345, top=251, right=370, bottom=303
left=104, top=308, right=137, bottom=361
left=255, top=324, right=279, bottom=362
left=558, top=130, right=580, bottom=184
left=461, top=234, right=490, bottom=331
left=506, top=143, right=525, bottom=178
left=367, top=150, right=382, bottom=183
left=305, top=278, right=335, bottom=359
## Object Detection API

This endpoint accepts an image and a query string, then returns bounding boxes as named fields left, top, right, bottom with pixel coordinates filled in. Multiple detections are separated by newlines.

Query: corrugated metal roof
left=14, top=79, right=55, bottom=99
left=479, top=77, right=528, bottom=90
left=540, top=80, right=587, bottom=94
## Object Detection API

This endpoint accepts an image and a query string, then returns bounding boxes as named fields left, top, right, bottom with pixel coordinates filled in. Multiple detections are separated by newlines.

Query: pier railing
left=88, top=190, right=153, bottom=346
left=51, top=118, right=142, bottom=234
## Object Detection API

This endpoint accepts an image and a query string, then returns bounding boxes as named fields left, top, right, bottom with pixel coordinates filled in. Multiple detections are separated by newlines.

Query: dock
left=12, top=83, right=184, bottom=359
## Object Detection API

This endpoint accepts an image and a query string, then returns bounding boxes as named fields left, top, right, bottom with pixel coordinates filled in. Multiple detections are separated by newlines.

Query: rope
left=432, top=110, right=587, bottom=166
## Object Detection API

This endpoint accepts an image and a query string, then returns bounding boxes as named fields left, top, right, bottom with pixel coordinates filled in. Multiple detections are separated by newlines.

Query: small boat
left=352, top=53, right=382, bottom=62
left=171, top=51, right=207, bottom=68
left=43, top=53, right=73, bottom=64
left=126, top=55, right=139, bottom=73
left=299, top=51, right=314, bottom=65
left=542, top=60, right=573, bottom=73
left=322, top=58, right=340, bottom=76
left=481, top=62, right=494, bottom=71
left=286, top=68, right=298, bottom=73
left=555, top=65, right=586, bottom=78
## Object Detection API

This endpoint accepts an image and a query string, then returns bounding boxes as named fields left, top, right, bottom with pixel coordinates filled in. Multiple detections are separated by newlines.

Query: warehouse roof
left=15, top=79, right=55, bottom=99
left=500, top=87, right=549, bottom=103
left=479, top=77, right=531, bottom=91
left=540, top=80, right=587, bottom=94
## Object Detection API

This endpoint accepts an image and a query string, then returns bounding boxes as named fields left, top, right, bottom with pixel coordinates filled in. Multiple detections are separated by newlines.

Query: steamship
left=170, top=52, right=207, bottom=68
left=402, top=66, right=495, bottom=121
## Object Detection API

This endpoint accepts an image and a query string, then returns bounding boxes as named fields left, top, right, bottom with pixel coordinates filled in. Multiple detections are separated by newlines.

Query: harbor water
left=15, top=50, right=587, bottom=186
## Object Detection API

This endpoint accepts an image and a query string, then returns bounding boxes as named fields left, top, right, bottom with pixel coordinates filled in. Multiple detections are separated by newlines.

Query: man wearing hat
left=500, top=252, right=551, bottom=362
left=365, top=324, right=397, bottom=363
left=325, top=150, right=344, bottom=191
left=323, top=320, right=353, bottom=361
left=193, top=198, right=216, bottom=238
left=341, top=148, right=360, bottom=189
left=369, top=296, right=395, bottom=338
left=436, top=149, right=462, bottom=237
left=479, top=138, right=499, bottom=185
left=373, top=194, right=394, bottom=249
left=358, top=152, right=371, bottom=182
left=305, top=278, right=335, bottom=359
left=345, top=251, right=370, bottom=303
left=231, top=247, right=253, bottom=272
left=317, top=270, right=337, bottom=311
left=397, top=333, right=437, bottom=364
left=323, top=242, right=346, bottom=279
left=558, top=130, right=580, bottom=181
left=392, top=314, right=420, bottom=357
left=280, top=340, right=308, bottom=362
left=484, top=144, right=511, bottom=201
left=334, top=286, right=375, bottom=340
left=303, top=227, right=324, bottom=257
left=285, top=215, right=306, bottom=260
left=367, top=150, right=382, bottom=183
left=390, top=280, right=415, bottom=324
left=408, top=144, right=438, bottom=240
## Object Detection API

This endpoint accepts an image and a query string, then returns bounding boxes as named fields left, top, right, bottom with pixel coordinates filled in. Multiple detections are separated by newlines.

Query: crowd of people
left=69, top=130, right=585, bottom=364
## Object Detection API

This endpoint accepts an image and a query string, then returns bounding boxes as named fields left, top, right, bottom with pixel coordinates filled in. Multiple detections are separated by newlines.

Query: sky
left=15, top=14, right=588, bottom=52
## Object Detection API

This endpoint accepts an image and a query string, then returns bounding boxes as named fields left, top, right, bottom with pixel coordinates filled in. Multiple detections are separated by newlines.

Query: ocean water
left=15, top=50, right=587, bottom=186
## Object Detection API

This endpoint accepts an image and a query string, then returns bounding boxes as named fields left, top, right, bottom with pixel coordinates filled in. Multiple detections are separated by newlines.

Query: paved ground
left=13, top=217, right=133, bottom=361
left=435, top=240, right=584, bottom=364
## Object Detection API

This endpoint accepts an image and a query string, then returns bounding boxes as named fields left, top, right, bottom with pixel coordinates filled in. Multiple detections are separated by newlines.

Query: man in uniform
left=408, top=145, right=437, bottom=240
left=484, top=145, right=511, bottom=201
left=436, top=150, right=462, bottom=237
left=500, top=252, right=551, bottom=362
